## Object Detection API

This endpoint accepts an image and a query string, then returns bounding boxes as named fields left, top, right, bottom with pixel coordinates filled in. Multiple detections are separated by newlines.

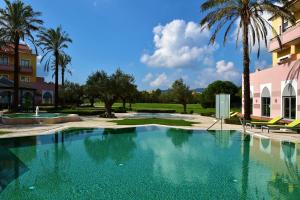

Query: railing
left=269, top=21, right=300, bottom=52
left=270, top=21, right=300, bottom=41
left=0, top=64, right=33, bottom=73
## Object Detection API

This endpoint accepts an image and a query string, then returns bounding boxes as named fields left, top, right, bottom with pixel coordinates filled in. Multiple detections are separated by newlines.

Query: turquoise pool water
left=0, top=127, right=299, bottom=199
left=3, top=113, right=68, bottom=118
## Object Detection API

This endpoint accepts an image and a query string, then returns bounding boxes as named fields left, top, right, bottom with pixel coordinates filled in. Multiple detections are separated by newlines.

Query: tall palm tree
left=59, top=54, right=72, bottom=87
left=38, top=26, right=72, bottom=108
left=0, top=0, right=43, bottom=112
left=58, top=53, right=72, bottom=106
left=200, top=0, right=295, bottom=120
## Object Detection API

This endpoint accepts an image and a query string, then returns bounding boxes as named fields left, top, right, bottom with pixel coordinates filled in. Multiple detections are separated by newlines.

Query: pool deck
left=0, top=113, right=300, bottom=143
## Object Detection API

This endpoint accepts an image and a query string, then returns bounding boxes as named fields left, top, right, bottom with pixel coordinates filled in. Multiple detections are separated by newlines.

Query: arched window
left=261, top=87, right=271, bottom=117
left=282, top=84, right=296, bottom=119
left=43, top=92, right=53, bottom=104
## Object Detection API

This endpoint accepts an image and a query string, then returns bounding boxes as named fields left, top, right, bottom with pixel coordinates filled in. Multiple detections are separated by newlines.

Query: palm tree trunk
left=242, top=20, right=251, bottom=120
left=54, top=51, right=59, bottom=108
left=13, top=36, right=20, bottom=112
left=61, top=68, right=65, bottom=107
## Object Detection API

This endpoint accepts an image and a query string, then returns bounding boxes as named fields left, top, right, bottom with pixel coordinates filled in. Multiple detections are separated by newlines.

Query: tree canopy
left=170, top=79, right=193, bottom=113
left=200, top=80, right=240, bottom=108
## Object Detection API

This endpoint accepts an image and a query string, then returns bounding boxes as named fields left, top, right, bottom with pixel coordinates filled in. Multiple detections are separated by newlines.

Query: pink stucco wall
left=243, top=60, right=300, bottom=119
left=33, top=77, right=55, bottom=105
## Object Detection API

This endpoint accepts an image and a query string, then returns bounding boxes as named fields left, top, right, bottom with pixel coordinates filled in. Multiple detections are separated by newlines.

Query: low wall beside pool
left=1, top=113, right=82, bottom=125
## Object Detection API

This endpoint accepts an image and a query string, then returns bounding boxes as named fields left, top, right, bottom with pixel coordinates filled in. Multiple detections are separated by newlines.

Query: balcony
left=20, top=66, right=33, bottom=73
left=0, top=64, right=33, bottom=74
left=269, top=22, right=300, bottom=52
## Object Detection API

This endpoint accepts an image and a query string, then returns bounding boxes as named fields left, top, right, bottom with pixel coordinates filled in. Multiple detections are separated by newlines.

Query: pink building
left=244, top=0, right=300, bottom=120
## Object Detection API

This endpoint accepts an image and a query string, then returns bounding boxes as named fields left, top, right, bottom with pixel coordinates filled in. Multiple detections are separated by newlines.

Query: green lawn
left=110, top=118, right=196, bottom=126
left=95, top=102, right=240, bottom=115
left=42, top=102, right=240, bottom=116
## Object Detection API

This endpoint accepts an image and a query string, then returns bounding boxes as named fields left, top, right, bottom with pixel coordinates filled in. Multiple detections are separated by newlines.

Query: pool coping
left=0, top=123, right=299, bottom=144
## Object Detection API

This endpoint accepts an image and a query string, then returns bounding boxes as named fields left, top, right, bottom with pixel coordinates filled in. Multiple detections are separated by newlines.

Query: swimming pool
left=0, top=127, right=299, bottom=199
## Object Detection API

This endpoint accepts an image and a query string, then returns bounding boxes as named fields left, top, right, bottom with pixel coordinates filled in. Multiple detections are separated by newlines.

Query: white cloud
left=195, top=60, right=241, bottom=87
left=141, top=20, right=217, bottom=68
left=150, top=73, right=168, bottom=87
left=142, top=73, right=153, bottom=83
left=37, top=55, right=42, bottom=64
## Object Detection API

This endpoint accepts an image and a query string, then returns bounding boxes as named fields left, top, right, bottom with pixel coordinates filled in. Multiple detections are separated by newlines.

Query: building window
left=20, top=76, right=31, bottom=83
left=282, top=18, right=289, bottom=32
left=261, top=87, right=271, bottom=117
left=282, top=84, right=296, bottom=119
left=43, top=92, right=53, bottom=104
left=0, top=56, right=8, bottom=65
left=20, top=59, right=30, bottom=68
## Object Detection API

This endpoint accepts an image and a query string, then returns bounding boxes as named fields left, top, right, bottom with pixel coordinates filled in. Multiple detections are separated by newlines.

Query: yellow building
left=269, top=0, right=300, bottom=65
left=0, top=44, right=54, bottom=108
left=0, top=44, right=37, bottom=83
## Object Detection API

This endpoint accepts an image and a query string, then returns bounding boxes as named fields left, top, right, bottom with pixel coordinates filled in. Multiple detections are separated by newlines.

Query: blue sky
left=0, top=0, right=272, bottom=90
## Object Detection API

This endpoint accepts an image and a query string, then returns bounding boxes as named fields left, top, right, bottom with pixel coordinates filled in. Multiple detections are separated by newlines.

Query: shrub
left=224, top=117, right=241, bottom=125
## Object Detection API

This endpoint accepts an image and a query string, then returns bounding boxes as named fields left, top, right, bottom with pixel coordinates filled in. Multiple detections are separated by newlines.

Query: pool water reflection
left=0, top=127, right=299, bottom=199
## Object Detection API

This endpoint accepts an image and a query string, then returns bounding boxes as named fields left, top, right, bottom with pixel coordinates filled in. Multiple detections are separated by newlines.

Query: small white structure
left=216, top=94, right=230, bottom=119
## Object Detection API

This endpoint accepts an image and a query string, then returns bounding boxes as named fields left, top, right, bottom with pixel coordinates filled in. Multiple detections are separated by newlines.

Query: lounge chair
left=262, top=119, right=300, bottom=133
left=230, top=112, right=239, bottom=118
left=246, top=116, right=282, bottom=129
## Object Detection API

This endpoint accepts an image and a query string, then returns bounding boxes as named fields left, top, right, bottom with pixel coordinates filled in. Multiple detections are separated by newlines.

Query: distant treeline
left=61, top=68, right=241, bottom=116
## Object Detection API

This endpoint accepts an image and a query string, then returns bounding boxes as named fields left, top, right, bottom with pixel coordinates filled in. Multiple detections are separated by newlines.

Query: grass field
left=110, top=118, right=196, bottom=126
left=95, top=102, right=240, bottom=115
left=42, top=102, right=241, bottom=116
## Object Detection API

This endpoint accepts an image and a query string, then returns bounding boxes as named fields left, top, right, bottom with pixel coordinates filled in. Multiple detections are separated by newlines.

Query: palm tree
left=58, top=54, right=71, bottom=106
left=0, top=0, right=43, bottom=112
left=59, top=53, right=72, bottom=88
left=200, top=0, right=295, bottom=120
left=38, top=26, right=72, bottom=108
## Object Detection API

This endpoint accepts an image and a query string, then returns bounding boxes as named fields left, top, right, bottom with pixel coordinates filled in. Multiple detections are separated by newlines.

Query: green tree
left=200, top=81, right=239, bottom=108
left=200, top=0, right=295, bottom=120
left=113, top=69, right=137, bottom=109
left=63, top=81, right=84, bottom=106
left=38, top=26, right=72, bottom=108
left=170, top=79, right=192, bottom=113
left=84, top=83, right=98, bottom=107
left=86, top=70, right=118, bottom=117
left=0, top=0, right=43, bottom=111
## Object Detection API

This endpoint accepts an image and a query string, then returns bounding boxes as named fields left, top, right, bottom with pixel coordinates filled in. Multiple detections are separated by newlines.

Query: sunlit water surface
left=0, top=126, right=299, bottom=199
